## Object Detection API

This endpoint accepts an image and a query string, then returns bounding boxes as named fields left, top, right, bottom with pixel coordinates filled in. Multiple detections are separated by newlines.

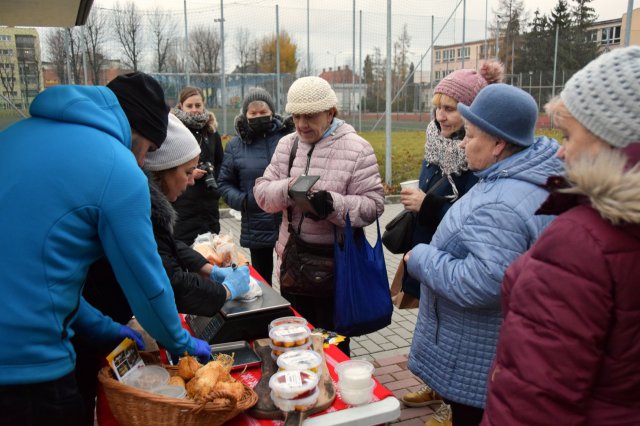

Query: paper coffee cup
left=400, top=180, right=419, bottom=189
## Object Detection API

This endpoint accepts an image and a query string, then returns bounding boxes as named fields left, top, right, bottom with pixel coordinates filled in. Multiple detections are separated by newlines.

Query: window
left=0, top=49, right=14, bottom=56
left=15, top=36, right=35, bottom=48
left=435, top=51, right=441, bottom=63
left=0, top=35, right=11, bottom=42
left=601, top=26, right=621, bottom=44
left=457, top=47, right=470, bottom=59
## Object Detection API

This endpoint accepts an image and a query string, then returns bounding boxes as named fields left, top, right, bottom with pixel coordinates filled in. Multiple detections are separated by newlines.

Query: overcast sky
left=91, top=0, right=634, bottom=72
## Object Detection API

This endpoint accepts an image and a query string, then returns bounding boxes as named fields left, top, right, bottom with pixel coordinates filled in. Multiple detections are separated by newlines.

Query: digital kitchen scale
left=186, top=280, right=292, bottom=344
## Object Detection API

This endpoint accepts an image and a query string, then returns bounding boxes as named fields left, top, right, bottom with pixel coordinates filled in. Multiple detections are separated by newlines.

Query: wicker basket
left=98, top=365, right=258, bottom=426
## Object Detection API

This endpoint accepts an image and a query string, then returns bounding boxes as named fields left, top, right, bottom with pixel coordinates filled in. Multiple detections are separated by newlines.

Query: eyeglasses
left=292, top=112, right=324, bottom=121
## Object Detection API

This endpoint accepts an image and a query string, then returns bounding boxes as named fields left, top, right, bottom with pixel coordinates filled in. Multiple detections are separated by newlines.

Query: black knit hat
left=241, top=87, right=275, bottom=116
left=107, top=72, right=170, bottom=147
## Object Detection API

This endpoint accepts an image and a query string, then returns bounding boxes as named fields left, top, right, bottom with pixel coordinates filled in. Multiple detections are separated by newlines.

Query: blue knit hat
left=458, top=84, right=538, bottom=147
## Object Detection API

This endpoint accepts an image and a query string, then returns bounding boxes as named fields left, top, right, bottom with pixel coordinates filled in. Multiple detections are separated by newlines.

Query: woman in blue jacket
left=405, top=84, right=564, bottom=426
left=218, top=88, right=294, bottom=283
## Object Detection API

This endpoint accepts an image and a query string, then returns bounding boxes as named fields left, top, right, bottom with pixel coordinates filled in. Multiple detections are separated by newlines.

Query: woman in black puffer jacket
left=218, top=88, right=294, bottom=283
left=171, top=86, right=224, bottom=244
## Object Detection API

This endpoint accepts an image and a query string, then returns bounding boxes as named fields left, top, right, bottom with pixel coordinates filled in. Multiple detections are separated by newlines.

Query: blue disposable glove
left=118, top=325, right=145, bottom=350
left=192, top=337, right=212, bottom=364
left=210, top=265, right=234, bottom=283
left=221, top=265, right=250, bottom=300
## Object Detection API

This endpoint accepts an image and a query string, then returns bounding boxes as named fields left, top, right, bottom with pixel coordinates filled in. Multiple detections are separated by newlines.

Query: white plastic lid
left=268, top=369, right=320, bottom=400
left=150, top=384, right=187, bottom=399
left=122, top=365, right=170, bottom=390
left=269, top=316, right=308, bottom=331
left=277, top=349, right=323, bottom=372
left=269, top=324, right=310, bottom=346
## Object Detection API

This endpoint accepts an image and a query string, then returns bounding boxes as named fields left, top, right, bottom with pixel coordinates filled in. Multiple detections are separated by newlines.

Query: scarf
left=172, top=107, right=210, bottom=131
left=423, top=120, right=469, bottom=201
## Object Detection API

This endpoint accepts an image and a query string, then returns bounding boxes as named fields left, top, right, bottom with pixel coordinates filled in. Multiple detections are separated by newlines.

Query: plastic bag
left=333, top=213, right=393, bottom=337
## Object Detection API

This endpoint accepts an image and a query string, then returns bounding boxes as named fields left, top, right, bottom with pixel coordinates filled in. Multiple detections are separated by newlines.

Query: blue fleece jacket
left=0, top=86, right=196, bottom=385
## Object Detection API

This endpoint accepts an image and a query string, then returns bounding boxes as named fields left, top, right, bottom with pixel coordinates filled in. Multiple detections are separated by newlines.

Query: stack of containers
left=335, top=360, right=376, bottom=406
left=269, top=369, right=320, bottom=412
left=269, top=322, right=312, bottom=360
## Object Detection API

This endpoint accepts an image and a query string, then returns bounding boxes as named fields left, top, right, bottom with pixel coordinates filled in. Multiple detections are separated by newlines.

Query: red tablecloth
left=97, top=268, right=394, bottom=425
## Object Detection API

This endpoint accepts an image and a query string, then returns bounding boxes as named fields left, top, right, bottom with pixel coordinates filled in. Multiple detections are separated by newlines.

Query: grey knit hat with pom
left=242, top=87, right=275, bottom=116
left=561, top=46, right=640, bottom=148
left=144, top=114, right=201, bottom=171
left=285, top=76, right=338, bottom=114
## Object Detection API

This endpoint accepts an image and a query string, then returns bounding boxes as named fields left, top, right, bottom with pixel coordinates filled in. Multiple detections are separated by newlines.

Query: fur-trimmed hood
left=563, top=148, right=640, bottom=225
left=233, top=113, right=294, bottom=143
left=145, top=172, right=178, bottom=233
left=540, top=148, right=640, bottom=226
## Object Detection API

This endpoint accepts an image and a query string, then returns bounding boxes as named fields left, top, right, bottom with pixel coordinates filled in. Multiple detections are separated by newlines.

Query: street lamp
left=528, top=70, right=533, bottom=93
left=327, top=50, right=344, bottom=74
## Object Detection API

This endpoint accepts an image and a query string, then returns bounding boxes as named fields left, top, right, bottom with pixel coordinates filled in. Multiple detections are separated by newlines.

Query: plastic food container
left=122, top=365, right=170, bottom=390
left=270, top=387, right=319, bottom=412
left=277, top=349, right=323, bottom=374
left=335, top=360, right=374, bottom=389
left=269, top=316, right=308, bottom=331
left=269, top=340, right=312, bottom=359
left=268, top=369, right=320, bottom=400
left=269, top=324, right=310, bottom=348
left=150, top=384, right=187, bottom=399
left=339, top=379, right=375, bottom=406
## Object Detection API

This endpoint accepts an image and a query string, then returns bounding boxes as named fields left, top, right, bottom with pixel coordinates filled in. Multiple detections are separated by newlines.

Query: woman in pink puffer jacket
left=254, top=77, right=384, bottom=355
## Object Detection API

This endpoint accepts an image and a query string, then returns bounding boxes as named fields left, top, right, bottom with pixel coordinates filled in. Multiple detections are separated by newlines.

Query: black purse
left=382, top=176, right=447, bottom=254
left=381, top=210, right=416, bottom=254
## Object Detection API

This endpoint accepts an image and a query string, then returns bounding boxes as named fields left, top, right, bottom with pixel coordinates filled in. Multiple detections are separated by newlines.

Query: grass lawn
left=361, top=128, right=563, bottom=193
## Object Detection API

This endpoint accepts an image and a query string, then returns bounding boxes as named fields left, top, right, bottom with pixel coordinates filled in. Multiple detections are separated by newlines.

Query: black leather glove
left=306, top=190, right=334, bottom=221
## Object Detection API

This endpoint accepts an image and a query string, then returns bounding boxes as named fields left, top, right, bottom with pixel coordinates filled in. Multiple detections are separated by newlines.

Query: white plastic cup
left=400, top=180, right=419, bottom=190
left=339, top=379, right=375, bottom=406
left=335, top=360, right=374, bottom=389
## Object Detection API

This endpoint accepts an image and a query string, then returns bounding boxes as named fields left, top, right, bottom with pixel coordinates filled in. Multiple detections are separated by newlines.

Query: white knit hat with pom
left=144, top=114, right=201, bottom=171
left=285, top=76, right=338, bottom=114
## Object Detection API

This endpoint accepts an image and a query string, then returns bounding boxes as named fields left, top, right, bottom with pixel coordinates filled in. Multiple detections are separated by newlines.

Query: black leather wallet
left=289, top=175, right=320, bottom=215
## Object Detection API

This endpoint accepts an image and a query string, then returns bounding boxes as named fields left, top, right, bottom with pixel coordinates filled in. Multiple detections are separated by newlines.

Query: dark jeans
left=0, top=371, right=85, bottom=426
left=250, top=247, right=274, bottom=284
left=443, top=398, right=484, bottom=426
left=280, top=291, right=350, bottom=357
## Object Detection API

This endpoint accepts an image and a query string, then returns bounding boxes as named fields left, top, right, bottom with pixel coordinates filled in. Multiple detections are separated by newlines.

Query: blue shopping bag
left=334, top=212, right=392, bottom=337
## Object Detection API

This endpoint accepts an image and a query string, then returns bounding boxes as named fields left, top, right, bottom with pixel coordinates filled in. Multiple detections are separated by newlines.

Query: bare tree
left=112, top=1, right=144, bottom=71
left=45, top=28, right=82, bottom=84
left=190, top=26, right=220, bottom=73
left=148, top=7, right=174, bottom=73
left=235, top=27, right=252, bottom=72
left=165, top=38, right=186, bottom=73
left=82, top=8, right=107, bottom=84
left=0, top=59, right=16, bottom=98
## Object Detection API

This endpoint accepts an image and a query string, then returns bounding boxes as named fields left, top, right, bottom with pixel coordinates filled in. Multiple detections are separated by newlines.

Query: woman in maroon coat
left=482, top=46, right=640, bottom=425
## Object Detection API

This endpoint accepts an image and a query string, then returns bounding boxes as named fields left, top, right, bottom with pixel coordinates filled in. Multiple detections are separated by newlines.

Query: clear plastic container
left=335, top=360, right=374, bottom=389
left=339, top=379, right=375, bottom=406
left=269, top=324, right=310, bottom=348
left=268, top=369, right=320, bottom=400
left=277, top=349, right=323, bottom=374
left=269, top=316, right=308, bottom=331
left=122, top=365, right=170, bottom=390
left=150, top=384, right=187, bottom=399
left=270, top=386, right=319, bottom=412
left=269, top=340, right=312, bottom=359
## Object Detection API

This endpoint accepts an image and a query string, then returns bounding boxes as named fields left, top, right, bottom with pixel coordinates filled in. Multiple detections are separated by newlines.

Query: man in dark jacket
left=218, top=88, right=294, bottom=283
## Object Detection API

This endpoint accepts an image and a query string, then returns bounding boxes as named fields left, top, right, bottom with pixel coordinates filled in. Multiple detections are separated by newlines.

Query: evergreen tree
left=570, top=0, right=599, bottom=70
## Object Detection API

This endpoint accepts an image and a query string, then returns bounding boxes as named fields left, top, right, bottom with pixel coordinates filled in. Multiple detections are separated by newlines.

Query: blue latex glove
left=118, top=325, right=145, bottom=350
left=192, top=337, right=212, bottom=364
left=210, top=265, right=234, bottom=283
left=222, top=265, right=250, bottom=300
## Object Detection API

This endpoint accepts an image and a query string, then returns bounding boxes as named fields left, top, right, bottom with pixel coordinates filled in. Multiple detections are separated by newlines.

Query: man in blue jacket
left=0, top=72, right=211, bottom=425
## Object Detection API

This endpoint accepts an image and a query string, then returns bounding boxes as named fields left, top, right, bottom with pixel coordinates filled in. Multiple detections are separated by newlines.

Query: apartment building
left=0, top=27, right=43, bottom=109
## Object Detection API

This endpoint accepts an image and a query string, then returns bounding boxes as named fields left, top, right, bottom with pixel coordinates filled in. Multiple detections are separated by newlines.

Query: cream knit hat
left=561, top=46, right=640, bottom=148
left=144, top=114, right=201, bottom=171
left=285, top=76, right=338, bottom=114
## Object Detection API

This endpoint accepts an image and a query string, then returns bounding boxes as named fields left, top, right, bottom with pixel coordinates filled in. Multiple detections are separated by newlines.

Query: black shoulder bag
left=279, top=139, right=336, bottom=296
